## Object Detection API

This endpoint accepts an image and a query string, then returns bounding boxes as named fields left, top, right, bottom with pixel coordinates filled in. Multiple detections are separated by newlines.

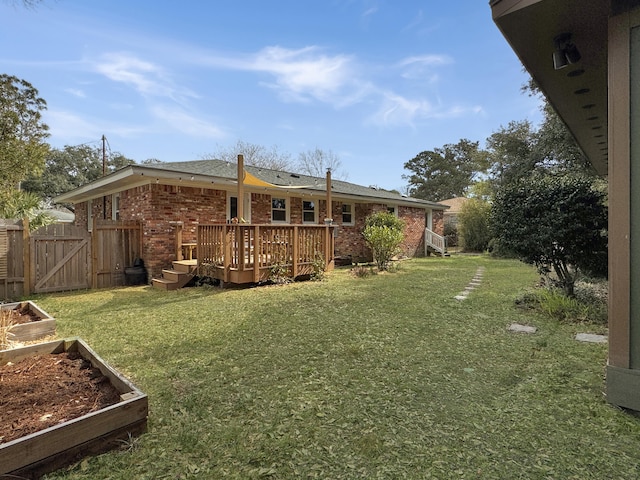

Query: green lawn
left=30, top=256, right=640, bottom=479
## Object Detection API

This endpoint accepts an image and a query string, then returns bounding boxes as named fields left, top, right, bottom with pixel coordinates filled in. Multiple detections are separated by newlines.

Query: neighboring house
left=54, top=159, right=446, bottom=280
left=39, top=207, right=75, bottom=223
left=439, top=197, right=469, bottom=228
left=490, top=1, right=637, bottom=411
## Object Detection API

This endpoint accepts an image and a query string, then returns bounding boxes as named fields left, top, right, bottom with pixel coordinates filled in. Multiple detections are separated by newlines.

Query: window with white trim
left=341, top=203, right=354, bottom=225
left=302, top=200, right=316, bottom=223
left=227, top=192, right=251, bottom=222
left=87, top=199, right=93, bottom=232
left=387, top=205, right=398, bottom=217
left=272, top=197, right=288, bottom=222
left=112, top=193, right=120, bottom=220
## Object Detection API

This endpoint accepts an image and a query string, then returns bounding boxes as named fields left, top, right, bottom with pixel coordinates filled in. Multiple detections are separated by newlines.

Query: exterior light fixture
left=553, top=33, right=581, bottom=70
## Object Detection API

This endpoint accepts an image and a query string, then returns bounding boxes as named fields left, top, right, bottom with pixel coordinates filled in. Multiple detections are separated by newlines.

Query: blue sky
left=1, top=0, right=540, bottom=191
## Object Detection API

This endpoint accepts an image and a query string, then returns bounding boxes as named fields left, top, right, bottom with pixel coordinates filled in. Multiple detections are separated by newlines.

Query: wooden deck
left=197, top=224, right=335, bottom=285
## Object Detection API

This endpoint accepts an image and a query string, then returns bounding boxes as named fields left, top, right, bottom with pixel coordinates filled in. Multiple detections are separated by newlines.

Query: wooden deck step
left=151, top=260, right=197, bottom=290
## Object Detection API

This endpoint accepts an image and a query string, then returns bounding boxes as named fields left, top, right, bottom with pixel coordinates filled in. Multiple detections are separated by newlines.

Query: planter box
left=0, top=338, right=148, bottom=479
left=1, top=300, right=55, bottom=342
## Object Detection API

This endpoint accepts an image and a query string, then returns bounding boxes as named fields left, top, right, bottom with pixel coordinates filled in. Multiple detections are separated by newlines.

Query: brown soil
left=0, top=352, right=121, bottom=444
left=10, top=305, right=41, bottom=325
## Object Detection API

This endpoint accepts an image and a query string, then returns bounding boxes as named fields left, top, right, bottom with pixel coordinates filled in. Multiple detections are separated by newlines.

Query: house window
left=341, top=203, right=354, bottom=225
left=112, top=193, right=120, bottom=220
left=228, top=193, right=251, bottom=222
left=387, top=205, right=398, bottom=217
left=272, top=197, right=288, bottom=222
left=230, top=196, right=238, bottom=219
left=302, top=200, right=316, bottom=223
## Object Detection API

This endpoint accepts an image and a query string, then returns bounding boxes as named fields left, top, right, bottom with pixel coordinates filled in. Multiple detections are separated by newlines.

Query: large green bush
left=458, top=198, right=491, bottom=252
left=491, top=173, right=607, bottom=296
left=362, top=211, right=405, bottom=271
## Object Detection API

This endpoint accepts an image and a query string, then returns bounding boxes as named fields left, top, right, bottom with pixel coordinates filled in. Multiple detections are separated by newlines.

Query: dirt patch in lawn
left=0, top=352, right=121, bottom=444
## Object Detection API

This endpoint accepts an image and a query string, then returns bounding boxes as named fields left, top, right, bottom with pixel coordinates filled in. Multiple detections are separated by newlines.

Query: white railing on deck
left=425, top=228, right=446, bottom=257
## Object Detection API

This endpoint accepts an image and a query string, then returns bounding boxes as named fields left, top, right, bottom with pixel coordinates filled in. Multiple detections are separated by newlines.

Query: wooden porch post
left=325, top=168, right=332, bottom=222
left=237, top=154, right=245, bottom=221
left=175, top=222, right=184, bottom=261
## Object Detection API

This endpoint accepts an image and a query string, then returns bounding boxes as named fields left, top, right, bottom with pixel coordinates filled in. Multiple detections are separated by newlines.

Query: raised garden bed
left=0, top=338, right=148, bottom=479
left=1, top=300, right=55, bottom=343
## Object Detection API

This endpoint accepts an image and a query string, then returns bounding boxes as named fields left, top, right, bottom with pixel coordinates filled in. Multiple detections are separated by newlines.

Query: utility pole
left=102, top=135, right=107, bottom=177
left=102, top=135, right=107, bottom=219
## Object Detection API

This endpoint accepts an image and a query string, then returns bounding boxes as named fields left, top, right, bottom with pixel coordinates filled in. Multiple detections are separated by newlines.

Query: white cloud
left=65, top=88, right=86, bottom=98
left=45, top=109, right=147, bottom=143
left=366, top=90, right=482, bottom=127
left=397, top=54, right=453, bottom=82
left=93, top=52, right=197, bottom=102
left=150, top=105, right=226, bottom=139
left=249, top=46, right=355, bottom=103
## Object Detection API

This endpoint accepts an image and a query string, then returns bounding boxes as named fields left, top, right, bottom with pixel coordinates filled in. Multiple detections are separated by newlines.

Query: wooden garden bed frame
left=0, top=338, right=148, bottom=479
left=1, top=300, right=55, bottom=342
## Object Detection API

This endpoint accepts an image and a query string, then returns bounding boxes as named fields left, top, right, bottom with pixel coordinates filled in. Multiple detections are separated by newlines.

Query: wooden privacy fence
left=197, top=224, right=335, bottom=284
left=0, top=219, right=143, bottom=301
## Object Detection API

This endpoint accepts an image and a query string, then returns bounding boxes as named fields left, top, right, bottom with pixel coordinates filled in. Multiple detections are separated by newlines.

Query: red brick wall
left=399, top=206, right=426, bottom=257
left=251, top=193, right=271, bottom=224
left=334, top=202, right=373, bottom=262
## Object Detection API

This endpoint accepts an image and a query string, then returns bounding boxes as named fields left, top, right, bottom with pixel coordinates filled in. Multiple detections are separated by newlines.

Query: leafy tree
left=0, top=190, right=54, bottom=230
left=297, top=147, right=347, bottom=180
left=458, top=198, right=491, bottom=252
left=22, top=145, right=135, bottom=201
left=491, top=173, right=607, bottom=296
left=0, top=74, right=49, bottom=193
left=485, top=120, right=535, bottom=190
left=205, top=140, right=293, bottom=171
left=362, top=211, right=405, bottom=271
left=403, top=139, right=489, bottom=202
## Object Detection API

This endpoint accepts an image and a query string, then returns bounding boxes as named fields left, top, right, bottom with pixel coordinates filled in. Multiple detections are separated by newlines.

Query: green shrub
left=362, top=212, right=405, bottom=271
left=515, top=282, right=608, bottom=324
left=310, top=253, right=326, bottom=282
left=458, top=198, right=491, bottom=252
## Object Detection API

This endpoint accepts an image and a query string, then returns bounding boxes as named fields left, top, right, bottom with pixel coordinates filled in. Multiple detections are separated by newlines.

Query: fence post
left=22, top=217, right=31, bottom=296
left=91, top=216, right=98, bottom=289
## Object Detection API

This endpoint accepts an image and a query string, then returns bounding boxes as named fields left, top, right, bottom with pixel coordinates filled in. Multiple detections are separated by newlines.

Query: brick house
left=55, top=159, right=446, bottom=280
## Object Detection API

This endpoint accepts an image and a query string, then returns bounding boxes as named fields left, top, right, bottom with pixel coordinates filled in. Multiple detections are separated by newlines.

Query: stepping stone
left=575, top=333, right=608, bottom=343
left=465, top=285, right=476, bottom=291
left=454, top=294, right=468, bottom=301
left=508, top=323, right=537, bottom=334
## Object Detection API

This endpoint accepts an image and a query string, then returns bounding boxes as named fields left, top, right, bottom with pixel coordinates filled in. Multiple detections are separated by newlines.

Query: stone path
left=454, top=266, right=485, bottom=301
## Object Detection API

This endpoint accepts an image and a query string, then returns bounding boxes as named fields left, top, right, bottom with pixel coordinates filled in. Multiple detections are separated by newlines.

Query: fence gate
left=30, top=224, right=91, bottom=293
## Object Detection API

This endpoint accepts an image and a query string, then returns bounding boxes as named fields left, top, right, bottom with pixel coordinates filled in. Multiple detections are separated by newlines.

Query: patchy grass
left=28, top=256, right=640, bottom=479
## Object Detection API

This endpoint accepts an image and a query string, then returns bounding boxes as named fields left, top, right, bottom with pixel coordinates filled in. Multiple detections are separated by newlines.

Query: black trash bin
left=124, top=258, right=148, bottom=285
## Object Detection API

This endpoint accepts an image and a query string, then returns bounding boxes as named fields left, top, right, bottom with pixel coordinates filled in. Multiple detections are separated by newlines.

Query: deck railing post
left=292, top=226, right=299, bottom=278
left=253, top=225, right=260, bottom=283
left=223, top=225, right=232, bottom=283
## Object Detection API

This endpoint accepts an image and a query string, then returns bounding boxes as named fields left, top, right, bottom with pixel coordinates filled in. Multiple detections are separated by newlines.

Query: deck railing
left=425, top=228, right=447, bottom=257
left=197, top=224, right=335, bottom=284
